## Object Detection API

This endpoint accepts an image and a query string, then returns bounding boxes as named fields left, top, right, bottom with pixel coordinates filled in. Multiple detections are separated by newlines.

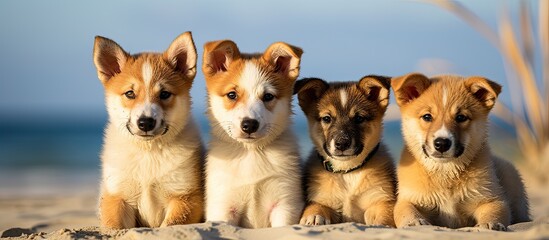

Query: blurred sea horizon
left=0, top=109, right=518, bottom=171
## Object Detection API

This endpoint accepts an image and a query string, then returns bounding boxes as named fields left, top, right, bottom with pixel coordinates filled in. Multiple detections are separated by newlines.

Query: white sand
left=2, top=219, right=548, bottom=240
left=1, top=171, right=548, bottom=239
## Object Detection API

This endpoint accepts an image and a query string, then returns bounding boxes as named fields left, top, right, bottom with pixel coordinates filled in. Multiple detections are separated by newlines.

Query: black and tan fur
left=295, top=76, right=397, bottom=226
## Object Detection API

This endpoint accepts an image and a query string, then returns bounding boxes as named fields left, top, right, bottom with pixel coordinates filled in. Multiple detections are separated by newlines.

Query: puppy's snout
left=241, top=118, right=259, bottom=134
left=434, top=137, right=452, bottom=153
left=335, top=135, right=352, bottom=151
left=137, top=117, right=156, bottom=132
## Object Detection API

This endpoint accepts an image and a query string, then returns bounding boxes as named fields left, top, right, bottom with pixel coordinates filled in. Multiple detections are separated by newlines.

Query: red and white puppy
left=93, top=32, right=204, bottom=229
left=202, top=40, right=304, bottom=228
left=391, top=73, right=530, bottom=230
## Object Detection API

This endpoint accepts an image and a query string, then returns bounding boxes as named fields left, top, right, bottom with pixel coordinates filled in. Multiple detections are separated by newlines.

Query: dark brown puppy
left=295, top=76, right=396, bottom=226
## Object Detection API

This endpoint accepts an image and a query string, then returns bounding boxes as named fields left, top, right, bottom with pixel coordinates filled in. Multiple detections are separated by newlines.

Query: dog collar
left=318, top=143, right=380, bottom=174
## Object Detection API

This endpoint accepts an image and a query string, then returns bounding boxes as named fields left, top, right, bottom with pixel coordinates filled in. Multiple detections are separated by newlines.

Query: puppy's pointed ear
left=163, top=32, right=197, bottom=80
left=202, top=40, right=240, bottom=77
left=358, top=75, right=391, bottom=109
left=464, top=76, right=502, bottom=110
left=93, top=36, right=129, bottom=84
left=391, top=73, right=431, bottom=106
left=294, top=78, right=328, bottom=116
left=263, top=42, right=303, bottom=81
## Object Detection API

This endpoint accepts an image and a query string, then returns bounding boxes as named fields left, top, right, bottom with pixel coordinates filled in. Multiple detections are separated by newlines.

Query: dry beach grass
left=428, top=0, right=549, bottom=186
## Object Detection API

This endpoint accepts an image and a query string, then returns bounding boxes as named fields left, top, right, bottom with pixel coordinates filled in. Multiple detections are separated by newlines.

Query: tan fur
left=93, top=32, right=204, bottom=229
left=101, top=55, right=191, bottom=110
left=295, top=76, right=396, bottom=226
left=163, top=191, right=204, bottom=226
left=99, top=193, right=136, bottom=229
left=391, top=73, right=530, bottom=231
left=300, top=202, right=338, bottom=224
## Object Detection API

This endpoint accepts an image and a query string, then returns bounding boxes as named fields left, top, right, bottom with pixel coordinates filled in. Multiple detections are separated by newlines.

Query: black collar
left=318, top=143, right=380, bottom=174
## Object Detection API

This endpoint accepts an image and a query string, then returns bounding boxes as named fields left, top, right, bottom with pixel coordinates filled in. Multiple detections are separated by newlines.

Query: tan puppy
left=202, top=40, right=304, bottom=228
left=391, top=73, right=530, bottom=231
left=295, top=76, right=397, bottom=226
left=93, top=32, right=204, bottom=229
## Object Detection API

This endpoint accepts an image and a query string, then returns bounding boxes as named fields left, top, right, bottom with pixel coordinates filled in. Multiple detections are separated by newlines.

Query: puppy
left=93, top=32, right=204, bottom=228
left=202, top=39, right=304, bottom=228
left=391, top=73, right=530, bottom=231
left=295, top=76, right=397, bottom=227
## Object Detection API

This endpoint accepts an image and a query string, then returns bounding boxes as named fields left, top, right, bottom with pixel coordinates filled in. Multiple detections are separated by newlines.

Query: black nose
left=137, top=117, right=156, bottom=132
left=335, top=135, right=352, bottom=151
left=241, top=118, right=259, bottom=134
left=434, top=138, right=452, bottom=153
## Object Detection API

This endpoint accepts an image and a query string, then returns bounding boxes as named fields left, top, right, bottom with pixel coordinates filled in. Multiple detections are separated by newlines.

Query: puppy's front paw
left=300, top=215, right=330, bottom=226
left=403, top=218, right=431, bottom=227
left=475, top=222, right=507, bottom=231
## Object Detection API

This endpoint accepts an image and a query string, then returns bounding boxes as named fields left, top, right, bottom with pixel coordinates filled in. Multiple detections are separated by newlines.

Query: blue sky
left=0, top=0, right=529, bottom=120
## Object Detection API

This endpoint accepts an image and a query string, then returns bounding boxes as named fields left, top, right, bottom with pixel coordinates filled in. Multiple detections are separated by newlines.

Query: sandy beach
left=1, top=0, right=548, bottom=239
left=3, top=220, right=549, bottom=240
left=1, top=176, right=548, bottom=240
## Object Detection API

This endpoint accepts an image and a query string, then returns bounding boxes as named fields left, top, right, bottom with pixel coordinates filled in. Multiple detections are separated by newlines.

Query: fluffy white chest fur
left=205, top=131, right=304, bottom=228
left=101, top=121, right=202, bottom=227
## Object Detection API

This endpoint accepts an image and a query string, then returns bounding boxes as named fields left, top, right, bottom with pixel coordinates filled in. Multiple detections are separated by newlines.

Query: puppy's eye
left=421, top=113, right=433, bottom=122
left=159, top=91, right=172, bottom=100
left=354, top=115, right=366, bottom=124
left=321, top=116, right=332, bottom=124
left=227, top=91, right=237, bottom=100
left=455, top=114, right=469, bottom=123
left=124, top=90, right=136, bottom=99
left=262, top=93, right=275, bottom=102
